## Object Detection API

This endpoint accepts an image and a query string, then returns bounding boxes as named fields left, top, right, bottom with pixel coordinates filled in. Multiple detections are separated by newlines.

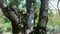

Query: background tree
left=57, top=0, right=60, bottom=15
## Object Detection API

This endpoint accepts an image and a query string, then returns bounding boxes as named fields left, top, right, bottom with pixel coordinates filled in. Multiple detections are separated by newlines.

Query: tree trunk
left=36, top=0, right=48, bottom=34
left=26, top=0, right=36, bottom=34
left=0, top=7, right=22, bottom=34
left=0, top=0, right=23, bottom=34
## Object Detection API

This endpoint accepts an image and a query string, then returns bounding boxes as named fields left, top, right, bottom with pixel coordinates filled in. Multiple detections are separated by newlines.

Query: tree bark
left=0, top=7, right=22, bottom=34
left=0, top=0, right=23, bottom=34
left=26, top=0, right=36, bottom=34
left=36, top=0, right=48, bottom=34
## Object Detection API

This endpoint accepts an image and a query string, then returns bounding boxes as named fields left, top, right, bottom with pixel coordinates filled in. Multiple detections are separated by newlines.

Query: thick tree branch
left=0, top=0, right=23, bottom=34
left=25, top=0, right=36, bottom=34
left=36, top=0, right=48, bottom=34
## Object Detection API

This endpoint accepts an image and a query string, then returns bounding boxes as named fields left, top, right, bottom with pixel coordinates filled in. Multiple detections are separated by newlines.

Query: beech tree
left=0, top=0, right=48, bottom=34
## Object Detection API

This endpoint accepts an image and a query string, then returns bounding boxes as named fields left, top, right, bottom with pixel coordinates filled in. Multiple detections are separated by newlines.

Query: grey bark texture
left=36, top=0, right=48, bottom=34
left=0, top=0, right=48, bottom=34
left=0, top=0, right=23, bottom=34
left=26, top=0, right=36, bottom=34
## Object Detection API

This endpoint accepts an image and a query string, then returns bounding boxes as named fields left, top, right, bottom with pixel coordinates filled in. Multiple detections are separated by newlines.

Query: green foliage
left=48, top=13, right=52, bottom=17
left=0, top=10, right=12, bottom=32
